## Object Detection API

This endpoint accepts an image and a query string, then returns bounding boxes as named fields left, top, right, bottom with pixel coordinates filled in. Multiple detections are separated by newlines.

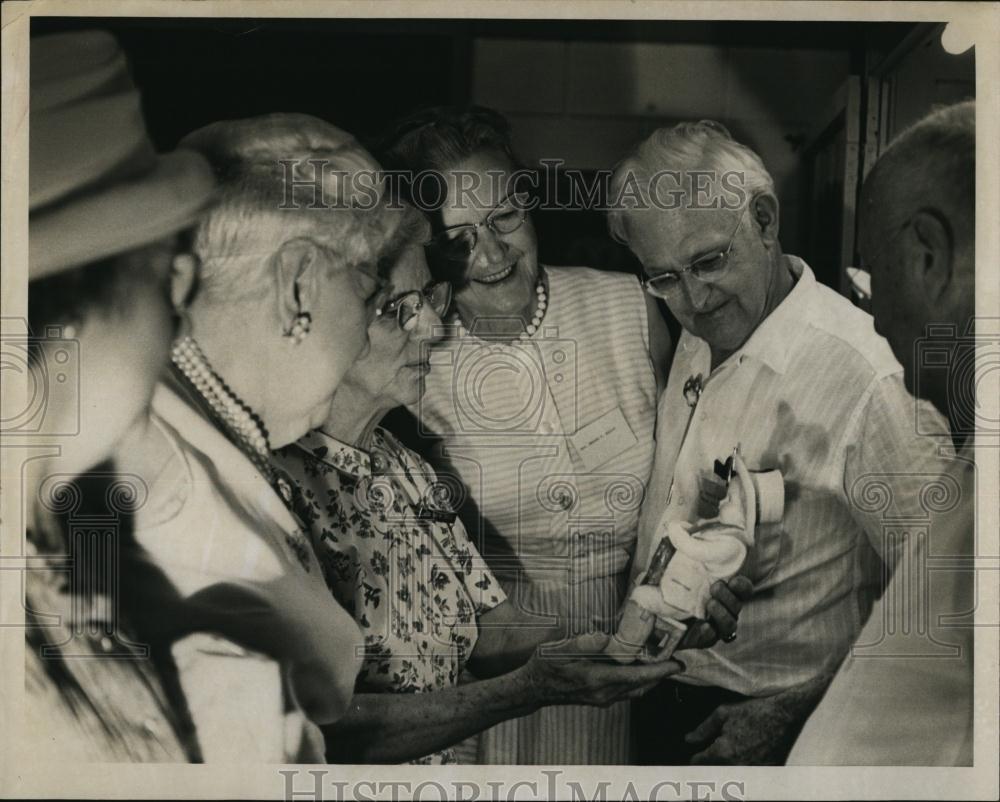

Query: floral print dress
left=273, top=427, right=506, bottom=764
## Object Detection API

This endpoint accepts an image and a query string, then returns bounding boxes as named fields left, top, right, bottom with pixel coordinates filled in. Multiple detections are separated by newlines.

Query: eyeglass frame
left=374, top=280, right=453, bottom=331
left=426, top=192, right=530, bottom=262
left=641, top=205, right=751, bottom=300
left=846, top=216, right=919, bottom=302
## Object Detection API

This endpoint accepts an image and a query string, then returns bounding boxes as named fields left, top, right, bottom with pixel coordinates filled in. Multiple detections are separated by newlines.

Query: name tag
left=569, top=406, right=639, bottom=472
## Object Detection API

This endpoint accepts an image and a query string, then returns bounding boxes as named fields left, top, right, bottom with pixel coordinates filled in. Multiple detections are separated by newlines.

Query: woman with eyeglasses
left=272, top=234, right=747, bottom=764
left=371, top=106, right=687, bottom=765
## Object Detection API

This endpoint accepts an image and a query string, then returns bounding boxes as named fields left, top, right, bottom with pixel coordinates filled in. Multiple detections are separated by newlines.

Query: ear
left=907, top=209, right=955, bottom=305
left=170, top=252, right=199, bottom=312
left=273, top=237, right=324, bottom=332
left=750, top=193, right=780, bottom=248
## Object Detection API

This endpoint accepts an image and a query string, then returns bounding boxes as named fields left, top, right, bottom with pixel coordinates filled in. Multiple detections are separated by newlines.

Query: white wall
left=885, top=29, right=974, bottom=144
left=472, top=38, right=853, bottom=253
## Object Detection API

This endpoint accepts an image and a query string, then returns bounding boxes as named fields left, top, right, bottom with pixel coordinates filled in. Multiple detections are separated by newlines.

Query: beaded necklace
left=453, top=277, right=547, bottom=340
left=172, top=336, right=270, bottom=462
left=170, top=336, right=314, bottom=570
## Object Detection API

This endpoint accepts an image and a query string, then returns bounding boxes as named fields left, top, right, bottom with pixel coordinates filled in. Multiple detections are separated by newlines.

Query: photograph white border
left=2, top=2, right=997, bottom=799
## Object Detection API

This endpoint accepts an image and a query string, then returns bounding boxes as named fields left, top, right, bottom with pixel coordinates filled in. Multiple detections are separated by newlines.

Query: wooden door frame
left=800, top=75, right=863, bottom=297
left=862, top=22, right=947, bottom=176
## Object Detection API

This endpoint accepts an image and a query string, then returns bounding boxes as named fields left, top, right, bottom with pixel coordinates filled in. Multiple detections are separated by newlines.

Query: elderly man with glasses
left=270, top=231, right=746, bottom=765
left=608, top=120, right=956, bottom=765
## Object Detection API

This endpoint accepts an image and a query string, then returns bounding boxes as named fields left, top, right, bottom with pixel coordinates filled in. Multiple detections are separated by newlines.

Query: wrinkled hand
left=684, top=675, right=830, bottom=764
left=673, top=575, right=753, bottom=651
left=526, top=632, right=682, bottom=707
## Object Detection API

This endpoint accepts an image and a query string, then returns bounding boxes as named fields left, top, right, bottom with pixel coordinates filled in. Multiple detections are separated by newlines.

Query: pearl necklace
left=171, top=336, right=272, bottom=472
left=170, top=337, right=317, bottom=572
left=454, top=278, right=548, bottom=341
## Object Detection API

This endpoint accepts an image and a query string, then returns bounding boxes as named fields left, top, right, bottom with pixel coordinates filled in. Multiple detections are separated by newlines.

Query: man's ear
left=907, top=209, right=955, bottom=305
left=273, top=237, right=323, bottom=332
left=750, top=193, right=780, bottom=247
left=170, top=252, right=199, bottom=312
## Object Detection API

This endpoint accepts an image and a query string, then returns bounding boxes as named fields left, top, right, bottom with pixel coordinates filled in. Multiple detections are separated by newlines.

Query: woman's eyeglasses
left=426, top=193, right=529, bottom=263
left=642, top=206, right=749, bottom=300
left=375, top=281, right=452, bottom=332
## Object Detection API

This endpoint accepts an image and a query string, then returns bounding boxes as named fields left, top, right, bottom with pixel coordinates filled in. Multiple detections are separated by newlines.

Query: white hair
left=181, top=113, right=417, bottom=305
left=608, top=120, right=775, bottom=244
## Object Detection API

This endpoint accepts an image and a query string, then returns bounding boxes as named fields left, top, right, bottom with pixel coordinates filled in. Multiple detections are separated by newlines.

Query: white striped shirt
left=414, top=265, right=657, bottom=764
left=634, top=257, right=955, bottom=696
left=418, top=265, right=657, bottom=592
left=788, top=443, right=975, bottom=765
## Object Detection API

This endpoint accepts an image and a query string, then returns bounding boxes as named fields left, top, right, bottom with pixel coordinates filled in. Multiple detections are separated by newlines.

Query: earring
left=284, top=311, right=312, bottom=344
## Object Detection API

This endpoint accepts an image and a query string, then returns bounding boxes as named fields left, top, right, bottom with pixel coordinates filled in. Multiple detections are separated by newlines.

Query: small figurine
left=605, top=448, right=783, bottom=662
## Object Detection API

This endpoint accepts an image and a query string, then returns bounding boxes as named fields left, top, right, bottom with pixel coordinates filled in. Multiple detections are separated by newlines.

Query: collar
left=297, top=428, right=372, bottom=480
left=677, top=255, right=815, bottom=376
left=151, top=380, right=304, bottom=536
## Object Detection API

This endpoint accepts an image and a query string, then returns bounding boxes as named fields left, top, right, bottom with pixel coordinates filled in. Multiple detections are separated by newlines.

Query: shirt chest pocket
left=731, top=461, right=787, bottom=585
left=740, top=521, right=785, bottom=585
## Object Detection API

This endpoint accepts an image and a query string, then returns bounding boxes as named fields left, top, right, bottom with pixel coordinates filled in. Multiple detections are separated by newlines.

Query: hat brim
left=31, top=92, right=151, bottom=211
left=30, top=149, right=216, bottom=279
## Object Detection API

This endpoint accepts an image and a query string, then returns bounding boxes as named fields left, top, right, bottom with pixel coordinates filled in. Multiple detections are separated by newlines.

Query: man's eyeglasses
left=845, top=266, right=872, bottom=301
left=642, top=206, right=749, bottom=300
left=375, top=281, right=453, bottom=332
left=426, top=192, right=529, bottom=263
left=844, top=217, right=918, bottom=309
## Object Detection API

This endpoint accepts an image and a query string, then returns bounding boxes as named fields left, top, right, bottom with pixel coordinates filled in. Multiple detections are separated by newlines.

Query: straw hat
left=29, top=30, right=216, bottom=279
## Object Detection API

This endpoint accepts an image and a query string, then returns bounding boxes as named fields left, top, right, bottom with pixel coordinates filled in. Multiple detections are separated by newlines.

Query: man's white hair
left=864, top=100, right=974, bottom=233
left=181, top=113, right=418, bottom=305
left=608, top=120, right=775, bottom=244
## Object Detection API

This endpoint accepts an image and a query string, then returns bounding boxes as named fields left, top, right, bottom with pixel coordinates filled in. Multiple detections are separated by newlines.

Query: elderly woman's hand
left=674, top=575, right=753, bottom=651
left=523, top=632, right=683, bottom=708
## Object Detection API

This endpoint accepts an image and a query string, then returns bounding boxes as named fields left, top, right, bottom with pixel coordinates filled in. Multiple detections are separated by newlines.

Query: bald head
left=861, top=101, right=974, bottom=251
left=859, top=100, right=975, bottom=431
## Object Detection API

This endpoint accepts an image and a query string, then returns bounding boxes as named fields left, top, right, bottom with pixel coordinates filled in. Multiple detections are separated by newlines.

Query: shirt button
left=99, top=636, right=114, bottom=654
left=142, top=719, right=159, bottom=737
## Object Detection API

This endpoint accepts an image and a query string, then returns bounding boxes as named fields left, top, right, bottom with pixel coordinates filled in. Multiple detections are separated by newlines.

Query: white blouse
left=124, top=380, right=364, bottom=763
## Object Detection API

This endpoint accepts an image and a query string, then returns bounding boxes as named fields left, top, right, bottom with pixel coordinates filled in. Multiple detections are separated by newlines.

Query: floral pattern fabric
left=273, top=427, right=506, bottom=764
